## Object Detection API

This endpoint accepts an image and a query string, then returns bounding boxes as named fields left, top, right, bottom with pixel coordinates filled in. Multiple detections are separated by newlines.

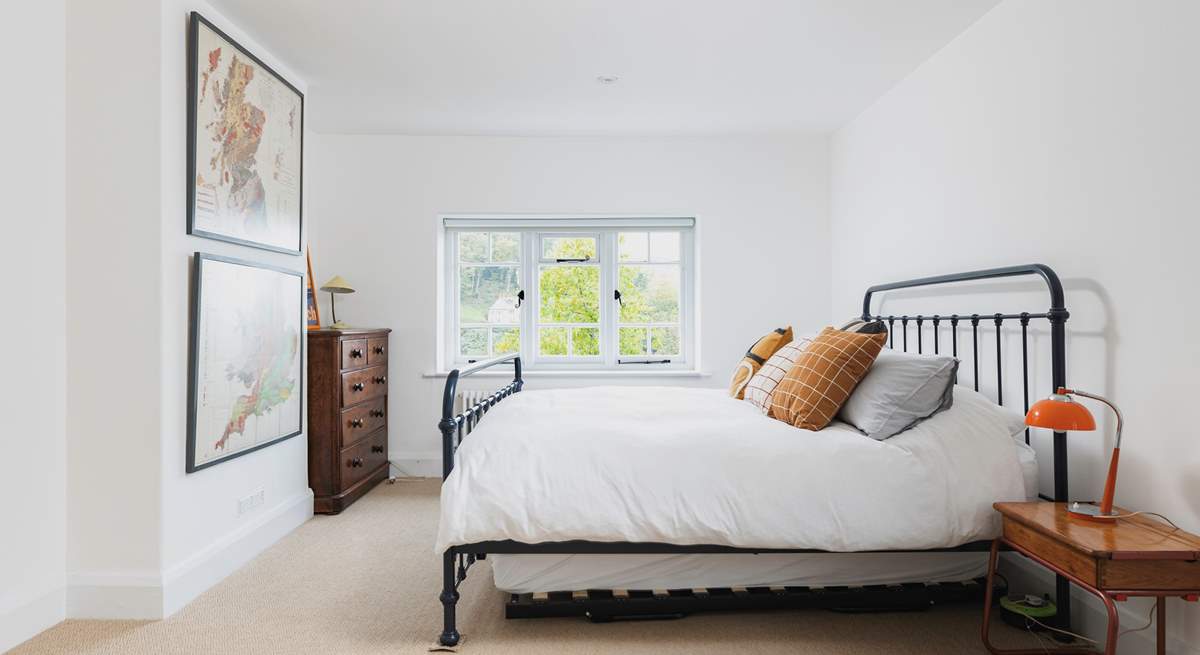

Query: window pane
left=493, top=327, right=520, bottom=354
left=648, top=232, right=680, bottom=262
left=650, top=327, right=680, bottom=356
left=541, top=236, right=596, bottom=261
left=491, top=233, right=520, bottom=262
left=618, top=232, right=648, bottom=262
left=618, top=265, right=680, bottom=323
left=619, top=327, right=647, bottom=356
left=539, top=265, right=600, bottom=322
left=572, top=327, right=599, bottom=356
left=460, top=265, right=520, bottom=323
left=459, top=232, right=488, bottom=263
left=539, top=327, right=568, bottom=356
left=460, top=328, right=487, bottom=356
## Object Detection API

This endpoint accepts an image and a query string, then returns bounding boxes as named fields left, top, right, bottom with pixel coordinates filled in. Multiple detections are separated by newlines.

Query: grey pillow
left=838, top=350, right=959, bottom=440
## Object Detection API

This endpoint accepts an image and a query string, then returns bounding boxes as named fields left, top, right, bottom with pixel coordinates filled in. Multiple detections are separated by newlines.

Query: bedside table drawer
left=1003, top=517, right=1098, bottom=586
left=1099, top=558, right=1200, bottom=590
left=340, top=398, right=386, bottom=447
left=341, top=339, right=368, bottom=370
left=341, top=365, right=387, bottom=406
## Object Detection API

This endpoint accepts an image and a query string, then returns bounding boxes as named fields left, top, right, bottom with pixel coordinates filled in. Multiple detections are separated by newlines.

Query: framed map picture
left=188, top=252, right=304, bottom=472
left=187, top=12, right=303, bottom=254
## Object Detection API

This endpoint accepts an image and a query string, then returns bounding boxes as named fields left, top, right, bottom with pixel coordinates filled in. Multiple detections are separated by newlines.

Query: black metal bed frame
left=435, top=263, right=1071, bottom=646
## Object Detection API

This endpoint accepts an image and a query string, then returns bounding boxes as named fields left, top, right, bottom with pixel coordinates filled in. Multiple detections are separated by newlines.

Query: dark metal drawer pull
left=373, top=376, right=387, bottom=384
left=373, top=346, right=385, bottom=354
left=371, top=445, right=384, bottom=453
left=350, top=418, right=364, bottom=428
left=350, top=349, right=363, bottom=358
left=370, top=410, right=384, bottom=418
left=351, top=383, right=365, bottom=391
left=348, top=458, right=363, bottom=468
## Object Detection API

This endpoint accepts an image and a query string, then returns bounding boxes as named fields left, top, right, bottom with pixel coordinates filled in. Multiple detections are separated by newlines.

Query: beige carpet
left=12, top=479, right=1043, bottom=654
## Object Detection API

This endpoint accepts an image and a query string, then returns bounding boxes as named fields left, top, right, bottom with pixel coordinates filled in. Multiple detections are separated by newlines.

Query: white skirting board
left=160, top=488, right=313, bottom=616
left=65, top=489, right=313, bottom=620
left=390, top=453, right=442, bottom=479
left=1000, top=552, right=1198, bottom=655
left=0, top=587, right=65, bottom=653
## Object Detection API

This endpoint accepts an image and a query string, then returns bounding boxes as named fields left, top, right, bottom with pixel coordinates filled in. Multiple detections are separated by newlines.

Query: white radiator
left=456, top=389, right=490, bottom=415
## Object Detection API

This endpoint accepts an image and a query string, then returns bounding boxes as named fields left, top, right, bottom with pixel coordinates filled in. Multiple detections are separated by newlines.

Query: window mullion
left=521, top=231, right=535, bottom=363
left=600, top=231, right=617, bottom=367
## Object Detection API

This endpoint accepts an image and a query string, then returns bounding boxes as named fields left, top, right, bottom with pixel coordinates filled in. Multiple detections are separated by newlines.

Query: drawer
left=339, top=429, right=387, bottom=490
left=367, top=337, right=389, bottom=366
left=341, top=365, right=388, bottom=406
left=340, top=398, right=386, bottom=448
left=1099, top=558, right=1200, bottom=591
left=1003, top=518, right=1098, bottom=587
left=341, top=339, right=368, bottom=370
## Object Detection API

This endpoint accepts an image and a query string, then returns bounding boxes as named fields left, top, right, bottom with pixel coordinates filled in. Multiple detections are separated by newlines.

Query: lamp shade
left=319, top=276, right=355, bottom=294
left=1025, top=393, right=1096, bottom=431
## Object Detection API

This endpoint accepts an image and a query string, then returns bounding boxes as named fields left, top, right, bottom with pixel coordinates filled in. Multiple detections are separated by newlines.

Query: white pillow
left=838, top=350, right=958, bottom=440
left=742, top=335, right=813, bottom=414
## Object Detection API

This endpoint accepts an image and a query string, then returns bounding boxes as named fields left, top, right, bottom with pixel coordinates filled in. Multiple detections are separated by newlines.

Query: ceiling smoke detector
left=596, top=75, right=620, bottom=85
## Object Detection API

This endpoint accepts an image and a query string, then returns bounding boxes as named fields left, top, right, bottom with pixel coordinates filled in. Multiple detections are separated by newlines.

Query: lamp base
left=1067, top=502, right=1119, bottom=522
left=330, top=321, right=350, bottom=329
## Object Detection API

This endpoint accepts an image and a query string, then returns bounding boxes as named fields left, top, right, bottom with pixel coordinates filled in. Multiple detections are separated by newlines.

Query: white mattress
left=491, top=441, right=1038, bottom=593
left=437, top=385, right=1030, bottom=554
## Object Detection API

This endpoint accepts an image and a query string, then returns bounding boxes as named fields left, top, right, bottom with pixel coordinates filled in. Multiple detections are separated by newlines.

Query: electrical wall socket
left=237, top=488, right=265, bottom=516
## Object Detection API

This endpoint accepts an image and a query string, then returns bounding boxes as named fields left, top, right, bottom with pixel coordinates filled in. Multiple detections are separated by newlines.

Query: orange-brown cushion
left=728, top=327, right=793, bottom=398
left=769, top=327, right=887, bottom=430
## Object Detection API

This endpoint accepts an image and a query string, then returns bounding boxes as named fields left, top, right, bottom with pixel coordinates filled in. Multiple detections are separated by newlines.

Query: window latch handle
left=614, top=289, right=624, bottom=307
left=515, top=289, right=524, bottom=308
left=555, top=256, right=591, bottom=263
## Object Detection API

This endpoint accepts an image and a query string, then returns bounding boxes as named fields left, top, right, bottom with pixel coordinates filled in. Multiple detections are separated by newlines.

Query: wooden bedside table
left=983, top=502, right=1200, bottom=655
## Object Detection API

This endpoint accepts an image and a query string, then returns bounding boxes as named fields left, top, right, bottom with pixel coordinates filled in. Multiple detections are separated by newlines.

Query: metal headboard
left=860, top=263, right=1073, bottom=628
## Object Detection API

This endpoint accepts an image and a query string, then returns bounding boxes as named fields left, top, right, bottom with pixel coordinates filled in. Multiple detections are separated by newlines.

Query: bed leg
left=439, top=550, right=461, bottom=646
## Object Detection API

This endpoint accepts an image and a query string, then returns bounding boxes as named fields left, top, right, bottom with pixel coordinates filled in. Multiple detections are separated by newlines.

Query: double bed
left=433, top=264, right=1072, bottom=646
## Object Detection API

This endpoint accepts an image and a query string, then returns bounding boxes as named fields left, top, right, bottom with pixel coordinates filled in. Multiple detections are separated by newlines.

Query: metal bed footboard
left=437, top=352, right=523, bottom=647
left=437, top=264, right=1071, bottom=647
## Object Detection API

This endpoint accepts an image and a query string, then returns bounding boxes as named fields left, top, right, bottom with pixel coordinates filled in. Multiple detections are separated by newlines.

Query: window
left=443, top=218, right=695, bottom=370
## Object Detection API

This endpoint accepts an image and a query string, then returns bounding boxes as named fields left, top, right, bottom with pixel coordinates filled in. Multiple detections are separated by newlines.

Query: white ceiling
left=208, top=0, right=1000, bottom=136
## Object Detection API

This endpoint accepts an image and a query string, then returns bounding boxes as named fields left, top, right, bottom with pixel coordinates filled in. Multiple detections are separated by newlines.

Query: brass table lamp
left=320, top=276, right=355, bottom=329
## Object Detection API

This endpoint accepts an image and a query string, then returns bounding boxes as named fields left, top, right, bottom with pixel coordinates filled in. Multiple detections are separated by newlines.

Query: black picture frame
left=187, top=252, right=305, bottom=473
left=187, top=12, right=304, bottom=255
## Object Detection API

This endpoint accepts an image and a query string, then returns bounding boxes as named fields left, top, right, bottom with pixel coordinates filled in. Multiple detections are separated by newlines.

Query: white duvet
left=436, top=385, right=1028, bottom=553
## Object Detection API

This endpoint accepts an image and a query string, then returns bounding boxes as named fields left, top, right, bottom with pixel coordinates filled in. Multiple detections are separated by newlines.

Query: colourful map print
left=192, top=256, right=302, bottom=469
left=192, top=19, right=302, bottom=252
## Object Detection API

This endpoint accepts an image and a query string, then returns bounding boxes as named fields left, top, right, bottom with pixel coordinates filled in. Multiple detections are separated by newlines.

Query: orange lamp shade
left=1025, top=392, right=1096, bottom=431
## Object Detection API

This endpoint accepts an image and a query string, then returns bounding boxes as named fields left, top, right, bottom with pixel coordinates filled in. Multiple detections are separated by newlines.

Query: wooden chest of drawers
left=307, top=328, right=392, bottom=514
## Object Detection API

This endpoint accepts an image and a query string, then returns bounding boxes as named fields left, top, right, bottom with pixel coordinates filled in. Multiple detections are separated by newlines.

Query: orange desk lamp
left=1025, top=388, right=1122, bottom=521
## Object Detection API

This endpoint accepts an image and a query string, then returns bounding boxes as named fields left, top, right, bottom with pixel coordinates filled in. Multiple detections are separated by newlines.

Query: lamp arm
left=1063, top=388, right=1123, bottom=448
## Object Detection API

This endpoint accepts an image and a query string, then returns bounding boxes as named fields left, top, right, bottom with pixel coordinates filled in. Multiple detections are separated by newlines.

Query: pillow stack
left=735, top=320, right=960, bottom=436
left=727, top=327, right=793, bottom=399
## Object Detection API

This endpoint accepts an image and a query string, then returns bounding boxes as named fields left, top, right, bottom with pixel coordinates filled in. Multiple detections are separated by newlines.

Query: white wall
left=156, top=1, right=313, bottom=616
left=309, top=134, right=831, bottom=471
left=830, top=1, right=1199, bottom=651
left=0, top=0, right=67, bottom=650
left=65, top=0, right=166, bottom=619
left=58, top=0, right=313, bottom=621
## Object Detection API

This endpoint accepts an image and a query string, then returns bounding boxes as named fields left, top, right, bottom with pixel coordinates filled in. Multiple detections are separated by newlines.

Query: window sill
left=422, top=369, right=712, bottom=379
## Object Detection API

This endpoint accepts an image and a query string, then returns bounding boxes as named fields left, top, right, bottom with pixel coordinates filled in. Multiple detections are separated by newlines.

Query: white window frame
left=441, top=217, right=697, bottom=372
